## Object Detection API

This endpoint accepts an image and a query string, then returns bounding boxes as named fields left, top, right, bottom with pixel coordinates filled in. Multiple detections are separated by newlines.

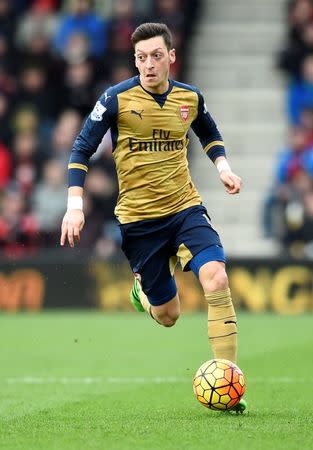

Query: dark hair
left=131, top=23, right=173, bottom=51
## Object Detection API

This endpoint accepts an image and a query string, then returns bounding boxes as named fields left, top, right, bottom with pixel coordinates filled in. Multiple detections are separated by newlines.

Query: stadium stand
left=266, top=0, right=313, bottom=258
left=189, top=0, right=287, bottom=256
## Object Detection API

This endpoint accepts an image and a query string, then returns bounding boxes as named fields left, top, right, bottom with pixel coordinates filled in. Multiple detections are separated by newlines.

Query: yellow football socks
left=205, top=288, right=237, bottom=363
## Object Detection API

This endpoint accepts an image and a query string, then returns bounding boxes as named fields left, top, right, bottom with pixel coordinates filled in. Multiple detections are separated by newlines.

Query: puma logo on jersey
left=104, top=92, right=111, bottom=103
left=131, top=109, right=144, bottom=120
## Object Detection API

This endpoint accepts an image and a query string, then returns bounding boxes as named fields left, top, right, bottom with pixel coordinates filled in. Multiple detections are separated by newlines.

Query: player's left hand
left=219, top=170, right=242, bottom=194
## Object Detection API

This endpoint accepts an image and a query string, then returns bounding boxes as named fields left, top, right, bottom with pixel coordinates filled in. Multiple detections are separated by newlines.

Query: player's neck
left=139, top=76, right=169, bottom=95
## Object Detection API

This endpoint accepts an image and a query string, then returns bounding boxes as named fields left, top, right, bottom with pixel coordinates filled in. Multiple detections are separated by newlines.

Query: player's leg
left=120, top=215, right=178, bottom=324
left=149, top=294, right=180, bottom=327
left=189, top=249, right=246, bottom=412
left=130, top=273, right=180, bottom=327
left=132, top=251, right=181, bottom=326
left=173, top=205, right=245, bottom=411
left=198, top=260, right=237, bottom=363
left=173, top=205, right=237, bottom=363
left=120, top=214, right=181, bottom=327
left=130, top=277, right=180, bottom=327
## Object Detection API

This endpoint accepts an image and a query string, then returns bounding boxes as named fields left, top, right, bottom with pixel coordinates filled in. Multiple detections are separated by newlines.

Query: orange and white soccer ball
left=193, top=359, right=246, bottom=411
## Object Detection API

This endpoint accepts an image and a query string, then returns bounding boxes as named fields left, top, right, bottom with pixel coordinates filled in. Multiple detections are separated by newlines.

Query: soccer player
left=60, top=22, right=246, bottom=412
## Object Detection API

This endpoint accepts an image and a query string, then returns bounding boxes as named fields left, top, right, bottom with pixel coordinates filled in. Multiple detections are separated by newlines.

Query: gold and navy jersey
left=68, top=76, right=226, bottom=224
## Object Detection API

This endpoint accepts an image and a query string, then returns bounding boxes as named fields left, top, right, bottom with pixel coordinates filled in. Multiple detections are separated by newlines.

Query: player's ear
left=134, top=53, right=138, bottom=69
left=169, top=48, right=176, bottom=65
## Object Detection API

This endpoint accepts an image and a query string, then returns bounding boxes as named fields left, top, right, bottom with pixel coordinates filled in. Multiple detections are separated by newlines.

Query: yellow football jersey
left=68, top=76, right=225, bottom=223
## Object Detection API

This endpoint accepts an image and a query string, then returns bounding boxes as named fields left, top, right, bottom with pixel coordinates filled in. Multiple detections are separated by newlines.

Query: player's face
left=134, top=36, right=176, bottom=94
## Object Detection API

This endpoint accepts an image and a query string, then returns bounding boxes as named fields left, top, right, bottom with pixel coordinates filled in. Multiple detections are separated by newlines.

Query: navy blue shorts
left=119, top=205, right=225, bottom=306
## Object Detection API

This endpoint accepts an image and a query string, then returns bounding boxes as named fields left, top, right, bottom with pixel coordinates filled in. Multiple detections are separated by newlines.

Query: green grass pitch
left=0, top=312, right=312, bottom=450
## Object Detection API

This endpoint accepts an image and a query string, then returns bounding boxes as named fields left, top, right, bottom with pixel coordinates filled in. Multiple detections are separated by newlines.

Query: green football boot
left=129, top=278, right=145, bottom=312
left=229, top=398, right=248, bottom=414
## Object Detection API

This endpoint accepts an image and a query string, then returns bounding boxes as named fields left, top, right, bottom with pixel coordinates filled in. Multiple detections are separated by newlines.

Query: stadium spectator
left=0, top=62, right=16, bottom=96
left=0, top=0, right=17, bottom=47
left=156, top=0, right=203, bottom=79
left=62, top=59, right=97, bottom=116
left=277, top=0, right=313, bottom=78
left=263, top=120, right=313, bottom=257
left=287, top=0, right=313, bottom=44
left=48, top=109, right=83, bottom=165
left=53, top=0, right=108, bottom=58
left=61, top=31, right=90, bottom=64
left=0, top=187, right=39, bottom=258
left=16, top=64, right=59, bottom=128
left=84, top=165, right=118, bottom=223
left=105, top=0, right=142, bottom=73
left=110, top=63, right=135, bottom=85
left=11, top=106, right=40, bottom=137
left=80, top=164, right=119, bottom=257
left=77, top=141, right=119, bottom=257
left=11, top=130, right=44, bottom=195
left=15, top=0, right=59, bottom=51
left=16, top=31, right=54, bottom=74
left=287, top=54, right=313, bottom=123
left=276, top=170, right=313, bottom=258
left=278, top=21, right=313, bottom=79
left=263, top=126, right=313, bottom=234
left=0, top=141, right=12, bottom=189
left=0, top=92, right=12, bottom=145
left=31, top=158, right=67, bottom=246
left=153, top=0, right=185, bottom=31
left=275, top=126, right=313, bottom=183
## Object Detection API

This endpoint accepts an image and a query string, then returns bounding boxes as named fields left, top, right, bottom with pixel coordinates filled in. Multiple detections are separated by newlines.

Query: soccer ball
left=193, top=359, right=246, bottom=411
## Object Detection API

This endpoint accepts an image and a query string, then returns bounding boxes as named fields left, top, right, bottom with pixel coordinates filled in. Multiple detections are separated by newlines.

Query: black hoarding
left=0, top=256, right=312, bottom=314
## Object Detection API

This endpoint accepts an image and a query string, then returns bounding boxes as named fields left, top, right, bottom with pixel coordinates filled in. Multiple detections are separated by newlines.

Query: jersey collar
left=138, top=76, right=174, bottom=108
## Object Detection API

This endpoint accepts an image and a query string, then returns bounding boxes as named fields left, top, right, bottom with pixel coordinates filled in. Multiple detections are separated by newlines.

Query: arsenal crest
left=180, top=105, right=189, bottom=121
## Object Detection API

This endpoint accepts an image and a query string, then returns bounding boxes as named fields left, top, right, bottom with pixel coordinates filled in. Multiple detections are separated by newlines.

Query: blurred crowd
left=265, top=0, right=313, bottom=258
left=0, top=0, right=201, bottom=259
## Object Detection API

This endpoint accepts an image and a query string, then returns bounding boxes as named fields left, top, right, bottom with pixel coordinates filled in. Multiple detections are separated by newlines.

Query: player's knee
left=151, top=294, right=180, bottom=327
left=159, top=313, right=179, bottom=327
left=212, top=268, right=228, bottom=291
left=199, top=262, right=229, bottom=293
left=152, top=308, right=180, bottom=327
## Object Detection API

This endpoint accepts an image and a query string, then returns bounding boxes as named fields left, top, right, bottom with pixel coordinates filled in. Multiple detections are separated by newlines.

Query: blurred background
left=0, top=0, right=312, bottom=313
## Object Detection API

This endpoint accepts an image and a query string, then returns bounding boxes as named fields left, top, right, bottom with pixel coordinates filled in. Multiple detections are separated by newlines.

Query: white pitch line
left=249, top=377, right=312, bottom=384
left=4, top=376, right=313, bottom=385
left=5, top=376, right=190, bottom=385
left=6, top=376, right=103, bottom=385
left=107, top=376, right=189, bottom=384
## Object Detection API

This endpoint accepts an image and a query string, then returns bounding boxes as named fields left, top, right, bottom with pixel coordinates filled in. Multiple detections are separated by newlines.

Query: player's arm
left=60, top=90, right=116, bottom=247
left=60, top=186, right=85, bottom=248
left=191, top=91, right=242, bottom=194
left=214, top=156, right=242, bottom=195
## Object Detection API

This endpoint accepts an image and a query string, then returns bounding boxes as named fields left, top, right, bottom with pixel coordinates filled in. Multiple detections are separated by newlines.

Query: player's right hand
left=60, top=209, right=85, bottom=248
left=219, top=170, right=242, bottom=195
